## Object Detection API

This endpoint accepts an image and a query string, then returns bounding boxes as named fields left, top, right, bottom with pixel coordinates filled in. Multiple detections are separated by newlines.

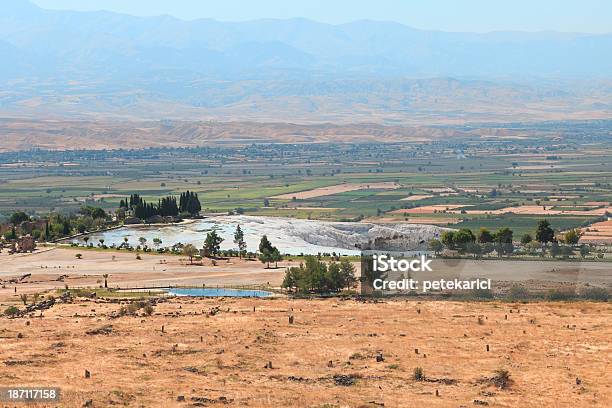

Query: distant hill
left=0, top=118, right=478, bottom=152
left=1, top=0, right=611, bottom=123
left=2, top=0, right=612, bottom=80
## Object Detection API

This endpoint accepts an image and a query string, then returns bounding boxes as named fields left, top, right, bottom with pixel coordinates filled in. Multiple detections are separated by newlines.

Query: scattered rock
left=86, top=325, right=113, bottom=336
left=333, top=374, right=357, bottom=386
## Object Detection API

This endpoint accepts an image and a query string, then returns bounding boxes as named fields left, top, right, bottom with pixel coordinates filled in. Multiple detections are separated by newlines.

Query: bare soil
left=0, top=298, right=609, bottom=407
left=271, top=182, right=399, bottom=200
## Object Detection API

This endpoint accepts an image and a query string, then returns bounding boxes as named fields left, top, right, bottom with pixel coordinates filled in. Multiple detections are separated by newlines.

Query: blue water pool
left=167, top=288, right=273, bottom=297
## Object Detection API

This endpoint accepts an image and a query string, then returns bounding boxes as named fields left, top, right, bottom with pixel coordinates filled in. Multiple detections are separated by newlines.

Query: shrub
left=75, top=253, right=82, bottom=259
left=546, top=288, right=576, bottom=301
left=127, top=302, right=141, bottom=314
left=508, top=284, right=530, bottom=300
left=413, top=367, right=424, bottom=381
left=490, top=369, right=511, bottom=389
left=4, top=306, right=20, bottom=317
left=472, top=288, right=494, bottom=299
left=582, top=287, right=609, bottom=301
left=143, top=303, right=154, bottom=316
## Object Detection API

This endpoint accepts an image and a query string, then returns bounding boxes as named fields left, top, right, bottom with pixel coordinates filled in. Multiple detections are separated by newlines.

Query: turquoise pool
left=167, top=288, right=273, bottom=297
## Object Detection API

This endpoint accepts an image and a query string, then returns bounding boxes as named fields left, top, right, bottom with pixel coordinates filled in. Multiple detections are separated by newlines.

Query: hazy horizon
left=2, top=0, right=611, bottom=123
left=28, top=0, right=612, bottom=34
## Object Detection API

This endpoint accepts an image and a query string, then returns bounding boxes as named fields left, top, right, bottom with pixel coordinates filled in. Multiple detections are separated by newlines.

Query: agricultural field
left=1, top=121, right=611, bottom=237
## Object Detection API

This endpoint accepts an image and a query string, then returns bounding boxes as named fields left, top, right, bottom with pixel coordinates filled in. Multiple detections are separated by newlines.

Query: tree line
left=282, top=256, right=356, bottom=293
left=119, top=191, right=201, bottom=219
left=2, top=207, right=109, bottom=242
left=429, top=220, right=592, bottom=258
left=181, top=225, right=284, bottom=269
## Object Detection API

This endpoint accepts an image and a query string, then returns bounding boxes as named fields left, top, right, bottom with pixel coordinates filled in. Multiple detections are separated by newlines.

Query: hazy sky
left=30, top=0, right=612, bottom=33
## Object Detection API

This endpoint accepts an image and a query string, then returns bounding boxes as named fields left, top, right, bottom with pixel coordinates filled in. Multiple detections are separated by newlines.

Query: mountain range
left=1, top=0, right=611, bottom=123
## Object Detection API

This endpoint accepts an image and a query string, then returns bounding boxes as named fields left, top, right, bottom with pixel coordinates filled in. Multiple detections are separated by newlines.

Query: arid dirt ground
left=0, top=298, right=610, bottom=407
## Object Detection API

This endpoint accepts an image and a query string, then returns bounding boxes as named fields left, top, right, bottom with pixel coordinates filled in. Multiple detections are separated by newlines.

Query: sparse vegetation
left=4, top=305, right=20, bottom=317
left=490, top=368, right=512, bottom=389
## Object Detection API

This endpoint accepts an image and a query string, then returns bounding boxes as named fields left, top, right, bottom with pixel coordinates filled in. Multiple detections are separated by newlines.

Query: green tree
left=270, top=247, right=282, bottom=268
left=440, top=231, right=456, bottom=250
left=466, top=242, right=482, bottom=258
left=233, top=224, right=246, bottom=258
left=179, top=191, right=201, bottom=216
left=10, top=211, right=30, bottom=225
left=536, top=220, right=555, bottom=244
left=563, top=229, right=583, bottom=246
left=80, top=206, right=106, bottom=220
left=339, top=258, right=357, bottom=290
left=478, top=228, right=494, bottom=244
left=428, top=239, right=443, bottom=255
left=520, top=234, right=533, bottom=245
left=259, top=235, right=273, bottom=254
left=304, top=256, right=329, bottom=292
left=327, top=262, right=343, bottom=292
left=579, top=245, right=590, bottom=258
left=494, top=227, right=513, bottom=244
left=550, top=241, right=561, bottom=258
left=182, top=244, right=198, bottom=264
left=203, top=230, right=223, bottom=257
left=560, top=245, right=574, bottom=257
left=494, top=227, right=514, bottom=256
left=454, top=228, right=476, bottom=252
left=6, top=226, right=17, bottom=240
left=282, top=265, right=304, bottom=292
left=258, top=249, right=272, bottom=268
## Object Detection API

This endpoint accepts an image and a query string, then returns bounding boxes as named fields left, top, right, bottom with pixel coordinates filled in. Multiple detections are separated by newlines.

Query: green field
left=1, top=125, right=610, bottom=236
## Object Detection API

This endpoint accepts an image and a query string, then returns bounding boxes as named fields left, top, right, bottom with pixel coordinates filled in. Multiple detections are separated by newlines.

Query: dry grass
left=1, top=298, right=610, bottom=407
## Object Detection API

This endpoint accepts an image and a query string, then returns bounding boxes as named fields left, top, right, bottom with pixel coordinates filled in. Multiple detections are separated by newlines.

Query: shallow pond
left=167, top=288, right=273, bottom=297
